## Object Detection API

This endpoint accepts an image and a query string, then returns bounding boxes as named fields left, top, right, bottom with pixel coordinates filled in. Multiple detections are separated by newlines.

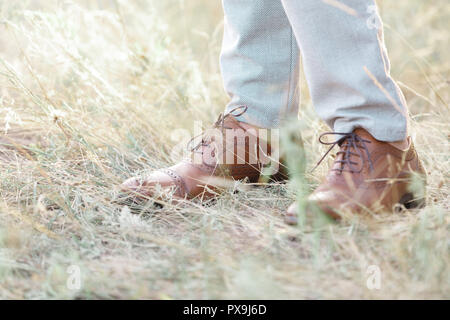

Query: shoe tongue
left=222, top=114, right=243, bottom=129
left=352, top=128, right=376, bottom=142
left=333, top=130, right=369, bottom=173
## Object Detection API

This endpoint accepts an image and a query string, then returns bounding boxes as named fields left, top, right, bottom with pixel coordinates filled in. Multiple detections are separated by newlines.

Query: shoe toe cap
left=120, top=177, right=140, bottom=191
left=284, top=192, right=344, bottom=225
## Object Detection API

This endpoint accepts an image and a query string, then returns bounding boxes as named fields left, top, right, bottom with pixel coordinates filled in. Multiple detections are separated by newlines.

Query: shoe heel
left=398, top=192, right=426, bottom=209
left=268, top=169, right=289, bottom=183
left=258, top=159, right=289, bottom=183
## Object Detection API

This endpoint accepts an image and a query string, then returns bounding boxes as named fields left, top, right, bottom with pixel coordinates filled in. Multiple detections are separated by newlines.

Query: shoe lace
left=187, top=105, right=248, bottom=153
left=312, top=131, right=374, bottom=174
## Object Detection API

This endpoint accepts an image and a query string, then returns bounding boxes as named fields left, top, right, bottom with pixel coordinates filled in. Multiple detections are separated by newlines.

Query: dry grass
left=0, top=0, right=448, bottom=299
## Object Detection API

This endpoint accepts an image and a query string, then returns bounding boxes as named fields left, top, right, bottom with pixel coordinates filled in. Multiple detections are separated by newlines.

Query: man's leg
left=280, top=1, right=425, bottom=222
left=122, top=0, right=298, bottom=201
left=221, top=0, right=300, bottom=129
left=280, top=0, right=408, bottom=142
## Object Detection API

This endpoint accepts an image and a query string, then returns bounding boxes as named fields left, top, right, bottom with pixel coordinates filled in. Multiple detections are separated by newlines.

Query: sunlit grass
left=0, top=0, right=448, bottom=299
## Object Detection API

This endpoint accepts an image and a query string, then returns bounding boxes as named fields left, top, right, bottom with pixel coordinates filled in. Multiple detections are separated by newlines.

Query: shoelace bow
left=312, top=131, right=374, bottom=174
left=187, top=105, right=248, bottom=153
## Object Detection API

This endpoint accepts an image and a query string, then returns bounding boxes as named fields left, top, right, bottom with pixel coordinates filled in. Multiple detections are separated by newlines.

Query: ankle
left=388, top=137, right=410, bottom=151
left=238, top=121, right=263, bottom=131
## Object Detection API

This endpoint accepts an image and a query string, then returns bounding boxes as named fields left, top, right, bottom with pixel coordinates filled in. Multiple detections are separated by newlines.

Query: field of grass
left=0, top=0, right=448, bottom=299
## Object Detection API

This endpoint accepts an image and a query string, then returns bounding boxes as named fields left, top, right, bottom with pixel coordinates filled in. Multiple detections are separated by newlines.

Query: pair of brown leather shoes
left=121, top=109, right=426, bottom=222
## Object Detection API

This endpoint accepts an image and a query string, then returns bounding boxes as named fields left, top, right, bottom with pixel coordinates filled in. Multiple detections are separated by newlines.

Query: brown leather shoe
left=121, top=106, right=287, bottom=202
left=285, top=128, right=426, bottom=224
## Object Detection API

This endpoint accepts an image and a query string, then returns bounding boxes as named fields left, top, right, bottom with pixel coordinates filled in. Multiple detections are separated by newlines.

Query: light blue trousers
left=221, top=0, right=408, bottom=142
